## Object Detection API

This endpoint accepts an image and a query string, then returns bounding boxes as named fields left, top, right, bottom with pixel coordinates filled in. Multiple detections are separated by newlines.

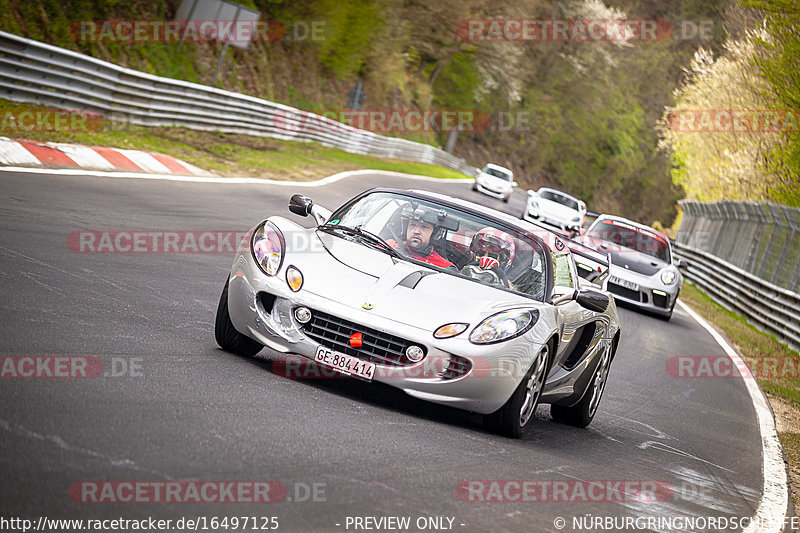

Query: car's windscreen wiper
left=318, top=224, right=402, bottom=259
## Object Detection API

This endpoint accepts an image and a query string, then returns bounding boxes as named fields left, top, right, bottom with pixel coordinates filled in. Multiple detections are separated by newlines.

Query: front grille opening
left=440, top=355, right=472, bottom=380
left=301, top=309, right=424, bottom=367
left=607, top=283, right=641, bottom=302
left=258, top=291, right=277, bottom=314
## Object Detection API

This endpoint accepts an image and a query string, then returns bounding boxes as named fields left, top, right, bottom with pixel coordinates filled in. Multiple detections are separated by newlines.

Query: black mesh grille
left=607, top=282, right=641, bottom=302
left=440, top=355, right=472, bottom=379
left=302, top=309, right=422, bottom=366
left=652, top=292, right=669, bottom=308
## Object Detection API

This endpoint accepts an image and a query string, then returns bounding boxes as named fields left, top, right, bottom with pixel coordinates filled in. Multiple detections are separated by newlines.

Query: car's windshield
left=587, top=219, right=670, bottom=262
left=539, top=190, right=579, bottom=211
left=325, top=192, right=548, bottom=300
left=484, top=168, right=512, bottom=181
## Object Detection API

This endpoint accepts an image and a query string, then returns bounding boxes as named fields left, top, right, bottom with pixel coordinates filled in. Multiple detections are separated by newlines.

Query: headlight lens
left=469, top=310, right=537, bottom=345
left=434, top=323, right=469, bottom=339
left=661, top=270, right=676, bottom=285
left=252, top=222, right=284, bottom=276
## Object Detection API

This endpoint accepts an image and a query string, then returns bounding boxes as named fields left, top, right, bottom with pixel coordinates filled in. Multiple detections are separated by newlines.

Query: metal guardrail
left=0, top=30, right=478, bottom=176
left=677, top=199, right=800, bottom=293
left=673, top=241, right=800, bottom=351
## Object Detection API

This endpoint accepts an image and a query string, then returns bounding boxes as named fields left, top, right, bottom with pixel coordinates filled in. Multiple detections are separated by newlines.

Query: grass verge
left=0, top=99, right=472, bottom=181
left=680, top=282, right=800, bottom=513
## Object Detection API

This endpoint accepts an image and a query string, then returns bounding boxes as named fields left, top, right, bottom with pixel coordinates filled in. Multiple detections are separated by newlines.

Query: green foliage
left=432, top=53, right=480, bottom=111
left=742, top=0, right=800, bottom=206
left=304, top=0, right=385, bottom=80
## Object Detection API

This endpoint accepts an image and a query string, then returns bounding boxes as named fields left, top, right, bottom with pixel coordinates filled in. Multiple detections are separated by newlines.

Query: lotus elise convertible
left=215, top=188, right=621, bottom=437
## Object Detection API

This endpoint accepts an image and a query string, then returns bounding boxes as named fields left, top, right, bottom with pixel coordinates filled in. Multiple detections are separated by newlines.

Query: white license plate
left=609, top=275, right=639, bottom=291
left=314, top=346, right=375, bottom=381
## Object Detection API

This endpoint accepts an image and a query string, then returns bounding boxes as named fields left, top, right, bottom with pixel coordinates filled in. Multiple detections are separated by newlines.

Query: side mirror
left=289, top=194, right=313, bottom=217
left=576, top=290, right=610, bottom=313
left=673, top=257, right=687, bottom=269
left=512, top=181, right=518, bottom=186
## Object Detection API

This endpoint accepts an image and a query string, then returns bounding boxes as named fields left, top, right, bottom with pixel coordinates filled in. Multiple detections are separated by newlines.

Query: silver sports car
left=215, top=188, right=621, bottom=437
left=575, top=215, right=684, bottom=320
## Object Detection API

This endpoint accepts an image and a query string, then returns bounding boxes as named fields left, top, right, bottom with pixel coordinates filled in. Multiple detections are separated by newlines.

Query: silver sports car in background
left=576, top=215, right=683, bottom=320
left=215, top=188, right=621, bottom=437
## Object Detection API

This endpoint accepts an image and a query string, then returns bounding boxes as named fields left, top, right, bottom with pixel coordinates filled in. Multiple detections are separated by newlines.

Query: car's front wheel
left=215, top=279, right=264, bottom=357
left=551, top=341, right=613, bottom=427
left=485, top=343, right=549, bottom=438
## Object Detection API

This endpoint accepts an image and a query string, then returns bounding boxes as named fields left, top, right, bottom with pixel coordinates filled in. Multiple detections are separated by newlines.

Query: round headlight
left=469, top=310, right=537, bottom=345
left=252, top=222, right=284, bottom=276
left=661, top=270, right=676, bottom=285
left=286, top=265, right=304, bottom=292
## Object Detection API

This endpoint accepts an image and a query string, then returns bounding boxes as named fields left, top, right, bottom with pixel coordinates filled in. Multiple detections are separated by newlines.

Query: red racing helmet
left=470, top=228, right=515, bottom=271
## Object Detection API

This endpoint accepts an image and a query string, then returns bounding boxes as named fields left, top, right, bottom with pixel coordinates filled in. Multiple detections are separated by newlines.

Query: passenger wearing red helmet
left=387, top=205, right=455, bottom=268
left=461, top=228, right=516, bottom=287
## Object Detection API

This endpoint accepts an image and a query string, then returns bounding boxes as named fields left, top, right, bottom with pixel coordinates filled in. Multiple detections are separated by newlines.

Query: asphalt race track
left=0, top=169, right=769, bottom=532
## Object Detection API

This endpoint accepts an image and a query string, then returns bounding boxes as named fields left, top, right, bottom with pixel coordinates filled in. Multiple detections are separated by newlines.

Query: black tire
left=472, top=183, right=478, bottom=191
left=215, top=279, right=263, bottom=357
left=484, top=344, right=550, bottom=438
left=551, top=342, right=612, bottom=428
left=503, top=196, right=510, bottom=203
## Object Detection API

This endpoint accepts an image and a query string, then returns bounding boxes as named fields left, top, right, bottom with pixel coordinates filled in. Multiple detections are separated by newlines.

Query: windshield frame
left=323, top=188, right=555, bottom=302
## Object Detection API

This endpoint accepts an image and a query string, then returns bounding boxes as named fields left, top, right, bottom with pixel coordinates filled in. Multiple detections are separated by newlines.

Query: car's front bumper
left=474, top=180, right=511, bottom=199
left=603, top=273, right=680, bottom=316
left=523, top=207, right=580, bottom=232
left=226, top=250, right=543, bottom=415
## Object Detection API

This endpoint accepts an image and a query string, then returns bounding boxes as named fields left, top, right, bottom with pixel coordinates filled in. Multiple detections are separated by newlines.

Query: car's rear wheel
left=485, top=343, right=549, bottom=438
left=551, top=341, right=612, bottom=428
left=215, top=278, right=264, bottom=357
left=472, top=183, right=478, bottom=191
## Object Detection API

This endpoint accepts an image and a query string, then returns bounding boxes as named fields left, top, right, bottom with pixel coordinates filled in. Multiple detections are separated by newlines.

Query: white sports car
left=575, top=215, right=684, bottom=320
left=523, top=187, right=587, bottom=235
left=215, top=188, right=621, bottom=437
left=472, top=163, right=516, bottom=202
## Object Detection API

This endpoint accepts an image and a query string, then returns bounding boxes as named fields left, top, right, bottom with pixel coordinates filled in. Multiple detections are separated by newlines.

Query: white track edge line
left=0, top=166, right=472, bottom=186
left=677, top=299, right=788, bottom=533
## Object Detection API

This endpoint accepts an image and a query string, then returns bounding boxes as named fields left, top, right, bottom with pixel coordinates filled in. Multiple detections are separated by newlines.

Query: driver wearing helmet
left=461, top=227, right=515, bottom=288
left=387, top=205, right=455, bottom=268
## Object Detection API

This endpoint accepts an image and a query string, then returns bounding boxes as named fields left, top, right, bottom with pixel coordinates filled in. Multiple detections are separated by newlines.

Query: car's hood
left=534, top=198, right=580, bottom=220
left=479, top=174, right=511, bottom=188
left=575, top=236, right=664, bottom=276
left=301, top=231, right=538, bottom=331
